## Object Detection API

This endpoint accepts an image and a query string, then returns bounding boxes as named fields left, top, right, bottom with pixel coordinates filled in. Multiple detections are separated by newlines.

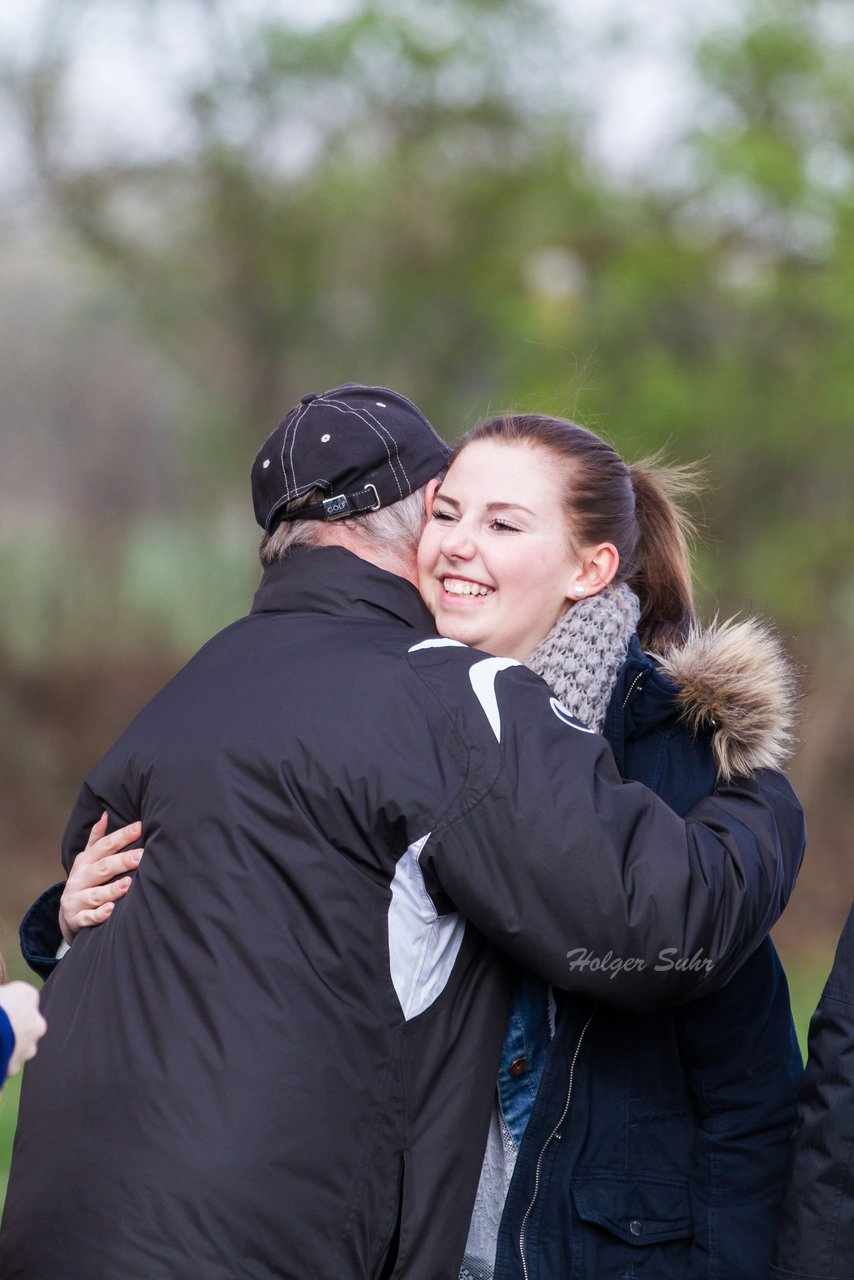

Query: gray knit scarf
left=525, top=583, right=641, bottom=732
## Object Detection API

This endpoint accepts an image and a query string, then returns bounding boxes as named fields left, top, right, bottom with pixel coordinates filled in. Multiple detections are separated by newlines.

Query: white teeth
left=443, top=578, right=492, bottom=597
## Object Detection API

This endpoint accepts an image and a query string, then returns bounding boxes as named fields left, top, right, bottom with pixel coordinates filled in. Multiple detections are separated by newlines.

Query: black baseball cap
left=252, top=383, right=452, bottom=533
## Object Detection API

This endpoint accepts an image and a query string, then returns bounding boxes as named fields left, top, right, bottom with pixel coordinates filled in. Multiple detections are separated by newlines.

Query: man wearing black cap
left=2, top=385, right=804, bottom=1280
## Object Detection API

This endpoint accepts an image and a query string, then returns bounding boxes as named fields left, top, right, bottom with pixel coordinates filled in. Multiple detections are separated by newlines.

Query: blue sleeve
left=0, top=1004, right=15, bottom=1085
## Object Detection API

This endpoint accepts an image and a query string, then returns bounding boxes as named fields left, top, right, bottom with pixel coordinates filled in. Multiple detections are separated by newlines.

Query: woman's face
left=417, top=440, right=590, bottom=661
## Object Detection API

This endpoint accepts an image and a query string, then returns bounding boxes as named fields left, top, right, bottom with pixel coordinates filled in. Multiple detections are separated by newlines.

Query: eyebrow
left=434, top=494, right=537, bottom=518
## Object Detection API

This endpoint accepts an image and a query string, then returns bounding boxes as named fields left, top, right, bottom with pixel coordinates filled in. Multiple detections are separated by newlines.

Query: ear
left=567, top=543, right=620, bottom=602
left=424, top=477, right=442, bottom=517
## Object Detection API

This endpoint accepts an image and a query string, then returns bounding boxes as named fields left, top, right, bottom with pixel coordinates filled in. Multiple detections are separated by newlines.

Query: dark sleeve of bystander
left=770, top=900, right=854, bottom=1280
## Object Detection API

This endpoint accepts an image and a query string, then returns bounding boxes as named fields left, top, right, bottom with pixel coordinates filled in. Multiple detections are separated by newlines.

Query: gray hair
left=259, top=484, right=431, bottom=567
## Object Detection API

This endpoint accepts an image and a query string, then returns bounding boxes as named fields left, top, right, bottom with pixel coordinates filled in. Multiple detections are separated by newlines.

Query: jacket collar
left=603, top=635, right=681, bottom=774
left=250, top=545, right=438, bottom=634
left=604, top=617, right=798, bottom=783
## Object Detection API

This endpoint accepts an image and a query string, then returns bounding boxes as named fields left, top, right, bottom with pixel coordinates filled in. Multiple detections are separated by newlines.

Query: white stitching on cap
left=323, top=399, right=406, bottom=497
left=279, top=389, right=428, bottom=510
left=324, top=397, right=408, bottom=498
left=281, top=479, right=332, bottom=500
left=356, top=403, right=410, bottom=492
left=282, top=400, right=311, bottom=498
left=373, top=386, right=429, bottom=419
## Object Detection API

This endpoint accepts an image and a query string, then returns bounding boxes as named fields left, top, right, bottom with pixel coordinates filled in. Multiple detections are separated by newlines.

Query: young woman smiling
left=418, top=414, right=802, bottom=1280
left=417, top=433, right=619, bottom=663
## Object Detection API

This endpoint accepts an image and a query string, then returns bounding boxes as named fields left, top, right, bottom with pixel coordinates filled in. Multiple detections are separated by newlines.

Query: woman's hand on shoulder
left=59, top=812, right=144, bottom=945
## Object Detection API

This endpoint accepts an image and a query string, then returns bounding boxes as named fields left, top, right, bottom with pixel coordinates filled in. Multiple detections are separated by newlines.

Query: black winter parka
left=1, top=548, right=804, bottom=1280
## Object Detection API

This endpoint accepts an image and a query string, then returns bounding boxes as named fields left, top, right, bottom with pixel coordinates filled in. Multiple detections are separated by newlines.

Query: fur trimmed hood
left=653, top=617, right=800, bottom=783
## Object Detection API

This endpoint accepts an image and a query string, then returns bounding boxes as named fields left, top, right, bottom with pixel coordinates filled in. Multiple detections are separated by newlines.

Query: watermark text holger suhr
left=565, top=947, right=715, bottom=980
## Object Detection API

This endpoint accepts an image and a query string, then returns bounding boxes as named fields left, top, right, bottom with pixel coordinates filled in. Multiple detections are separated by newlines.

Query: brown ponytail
left=454, top=415, right=703, bottom=653
left=627, top=456, right=702, bottom=651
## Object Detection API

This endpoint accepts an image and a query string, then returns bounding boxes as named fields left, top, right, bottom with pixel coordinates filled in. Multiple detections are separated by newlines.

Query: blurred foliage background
left=2, top=0, right=854, bottom=1184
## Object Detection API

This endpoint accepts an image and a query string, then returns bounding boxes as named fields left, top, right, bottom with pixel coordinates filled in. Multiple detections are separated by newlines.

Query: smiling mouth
left=441, top=577, right=494, bottom=598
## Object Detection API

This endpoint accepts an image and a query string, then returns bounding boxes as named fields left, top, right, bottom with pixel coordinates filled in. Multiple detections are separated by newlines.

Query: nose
left=439, top=518, right=477, bottom=560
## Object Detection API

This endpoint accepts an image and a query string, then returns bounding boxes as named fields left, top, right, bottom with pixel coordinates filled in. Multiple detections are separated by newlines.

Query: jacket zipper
left=518, top=1008, right=597, bottom=1280
left=622, top=671, right=644, bottom=708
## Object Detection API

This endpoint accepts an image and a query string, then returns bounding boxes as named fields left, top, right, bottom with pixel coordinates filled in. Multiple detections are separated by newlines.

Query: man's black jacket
left=0, top=548, right=804, bottom=1280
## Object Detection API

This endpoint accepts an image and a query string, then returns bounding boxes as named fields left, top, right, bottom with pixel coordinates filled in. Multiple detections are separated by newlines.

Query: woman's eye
left=431, top=509, right=456, bottom=522
left=491, top=519, right=520, bottom=533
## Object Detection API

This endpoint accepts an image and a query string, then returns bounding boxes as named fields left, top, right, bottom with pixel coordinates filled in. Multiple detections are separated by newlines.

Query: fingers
left=67, top=837, right=142, bottom=905
left=90, top=848, right=144, bottom=884
left=85, top=811, right=109, bottom=849
left=60, top=873, right=136, bottom=945
left=60, top=823, right=144, bottom=946
left=80, top=819, right=142, bottom=863
left=92, top=870, right=136, bottom=911
left=85, top=874, right=135, bottom=909
left=74, top=901, right=117, bottom=931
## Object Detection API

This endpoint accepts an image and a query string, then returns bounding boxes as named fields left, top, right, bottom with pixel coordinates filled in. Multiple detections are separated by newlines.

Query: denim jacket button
left=629, top=1219, right=643, bottom=1237
left=509, top=1057, right=527, bottom=1078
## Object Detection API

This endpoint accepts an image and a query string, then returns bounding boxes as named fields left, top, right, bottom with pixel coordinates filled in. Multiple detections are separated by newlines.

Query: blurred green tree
left=1, top=0, right=853, bottom=946
left=1, top=0, right=852, bottom=635
left=2, top=0, right=599, bottom=472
